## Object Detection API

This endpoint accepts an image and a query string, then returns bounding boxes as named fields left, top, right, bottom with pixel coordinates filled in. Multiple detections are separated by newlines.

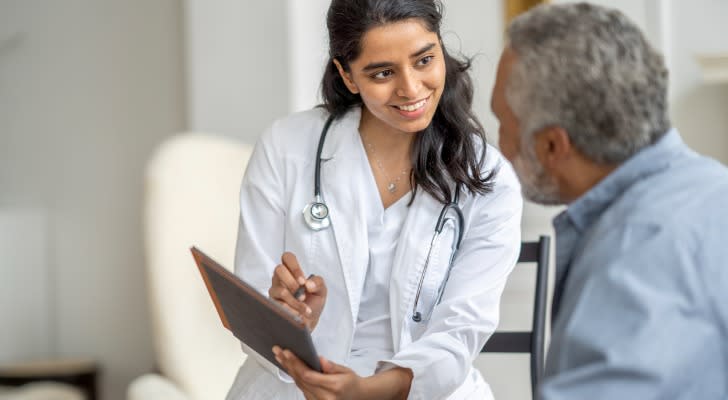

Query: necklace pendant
left=387, top=183, right=396, bottom=193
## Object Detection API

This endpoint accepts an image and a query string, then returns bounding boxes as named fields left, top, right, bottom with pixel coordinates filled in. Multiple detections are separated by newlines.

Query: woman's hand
left=273, top=347, right=363, bottom=400
left=268, top=252, right=327, bottom=330
left=272, top=346, right=413, bottom=400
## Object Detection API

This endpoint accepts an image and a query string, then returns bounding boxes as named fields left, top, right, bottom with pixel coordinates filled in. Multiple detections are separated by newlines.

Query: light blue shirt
left=541, top=129, right=728, bottom=399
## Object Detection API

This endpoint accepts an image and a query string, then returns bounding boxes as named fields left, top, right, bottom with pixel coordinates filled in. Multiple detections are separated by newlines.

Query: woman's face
left=335, top=19, right=446, bottom=134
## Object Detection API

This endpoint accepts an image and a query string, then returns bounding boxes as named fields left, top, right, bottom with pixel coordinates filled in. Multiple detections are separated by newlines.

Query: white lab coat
left=227, top=107, right=522, bottom=400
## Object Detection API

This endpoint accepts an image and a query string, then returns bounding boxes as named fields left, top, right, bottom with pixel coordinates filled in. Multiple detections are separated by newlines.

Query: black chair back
left=481, top=235, right=550, bottom=398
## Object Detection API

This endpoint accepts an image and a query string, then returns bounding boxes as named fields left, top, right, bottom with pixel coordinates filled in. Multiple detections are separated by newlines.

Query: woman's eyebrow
left=410, top=43, right=436, bottom=58
left=361, top=43, right=437, bottom=72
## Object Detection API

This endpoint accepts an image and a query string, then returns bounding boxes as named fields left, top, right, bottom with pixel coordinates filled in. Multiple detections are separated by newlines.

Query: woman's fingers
left=305, top=275, right=327, bottom=297
left=272, top=263, right=302, bottom=297
left=267, top=251, right=325, bottom=327
left=282, top=252, right=307, bottom=285
left=273, top=347, right=318, bottom=394
left=303, top=275, right=326, bottom=318
left=269, top=284, right=311, bottom=317
left=274, top=347, right=361, bottom=399
left=276, top=301, right=303, bottom=319
left=269, top=267, right=310, bottom=317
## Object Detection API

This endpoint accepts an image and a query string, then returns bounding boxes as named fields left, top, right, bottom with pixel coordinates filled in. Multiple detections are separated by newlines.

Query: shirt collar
left=557, top=128, right=685, bottom=232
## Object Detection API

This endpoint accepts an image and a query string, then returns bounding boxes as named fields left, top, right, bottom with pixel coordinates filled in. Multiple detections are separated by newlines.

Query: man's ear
left=533, top=126, right=572, bottom=171
left=333, top=59, right=359, bottom=94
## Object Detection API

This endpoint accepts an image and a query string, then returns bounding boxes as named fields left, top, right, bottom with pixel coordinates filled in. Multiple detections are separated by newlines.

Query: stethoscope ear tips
left=303, top=201, right=331, bottom=231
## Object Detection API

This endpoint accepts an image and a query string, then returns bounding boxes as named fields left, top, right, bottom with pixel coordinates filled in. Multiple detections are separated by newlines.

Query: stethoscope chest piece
left=303, top=199, right=330, bottom=231
left=303, top=115, right=336, bottom=232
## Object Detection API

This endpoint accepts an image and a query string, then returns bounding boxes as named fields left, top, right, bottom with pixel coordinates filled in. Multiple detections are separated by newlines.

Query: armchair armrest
left=127, top=374, right=189, bottom=400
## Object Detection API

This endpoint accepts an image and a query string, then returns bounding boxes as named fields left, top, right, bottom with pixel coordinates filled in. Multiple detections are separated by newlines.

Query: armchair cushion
left=127, top=374, right=188, bottom=400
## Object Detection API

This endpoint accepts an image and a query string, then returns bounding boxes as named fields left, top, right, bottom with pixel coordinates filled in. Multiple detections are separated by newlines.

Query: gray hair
left=505, top=2, right=670, bottom=164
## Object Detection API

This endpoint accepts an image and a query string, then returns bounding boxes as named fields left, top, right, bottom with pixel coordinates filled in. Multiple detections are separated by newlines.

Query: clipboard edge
left=189, top=246, right=309, bottom=332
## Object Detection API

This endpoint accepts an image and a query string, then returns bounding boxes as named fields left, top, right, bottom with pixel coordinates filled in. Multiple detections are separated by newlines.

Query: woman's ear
left=333, top=59, right=359, bottom=94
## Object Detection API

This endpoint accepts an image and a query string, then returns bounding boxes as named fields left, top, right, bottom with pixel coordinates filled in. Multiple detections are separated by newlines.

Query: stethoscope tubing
left=304, top=113, right=463, bottom=323
left=314, top=115, right=336, bottom=198
left=412, top=186, right=463, bottom=322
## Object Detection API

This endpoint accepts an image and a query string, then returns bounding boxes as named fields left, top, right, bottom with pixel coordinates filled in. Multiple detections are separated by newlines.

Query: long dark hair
left=320, top=0, right=495, bottom=204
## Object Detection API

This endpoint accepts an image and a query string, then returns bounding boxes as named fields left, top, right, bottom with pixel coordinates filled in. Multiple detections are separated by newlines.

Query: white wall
left=286, top=0, right=330, bottom=112
left=668, top=0, right=728, bottom=164
left=0, top=209, right=52, bottom=361
left=185, top=0, right=290, bottom=144
left=0, top=1, right=185, bottom=399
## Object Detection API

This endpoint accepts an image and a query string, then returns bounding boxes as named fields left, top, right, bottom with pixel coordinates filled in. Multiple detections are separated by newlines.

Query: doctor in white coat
left=228, top=1, right=522, bottom=399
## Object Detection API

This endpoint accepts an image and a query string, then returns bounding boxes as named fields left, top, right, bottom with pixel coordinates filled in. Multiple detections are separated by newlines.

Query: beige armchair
left=128, top=133, right=253, bottom=400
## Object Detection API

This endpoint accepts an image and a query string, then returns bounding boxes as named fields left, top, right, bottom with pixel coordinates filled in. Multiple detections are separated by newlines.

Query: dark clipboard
left=190, top=246, right=322, bottom=372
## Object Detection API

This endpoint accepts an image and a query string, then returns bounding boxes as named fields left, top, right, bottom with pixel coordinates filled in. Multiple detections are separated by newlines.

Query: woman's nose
left=396, top=70, right=420, bottom=99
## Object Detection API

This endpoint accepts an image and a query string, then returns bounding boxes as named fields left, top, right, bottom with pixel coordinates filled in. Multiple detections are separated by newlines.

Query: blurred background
left=1, top=0, right=726, bottom=399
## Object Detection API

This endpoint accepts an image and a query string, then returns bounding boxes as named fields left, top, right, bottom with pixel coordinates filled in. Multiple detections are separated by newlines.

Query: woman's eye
left=372, top=70, right=393, bottom=80
left=417, top=55, right=434, bottom=66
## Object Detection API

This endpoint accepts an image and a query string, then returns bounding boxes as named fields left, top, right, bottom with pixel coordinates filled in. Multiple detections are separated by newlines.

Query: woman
left=229, top=0, right=522, bottom=399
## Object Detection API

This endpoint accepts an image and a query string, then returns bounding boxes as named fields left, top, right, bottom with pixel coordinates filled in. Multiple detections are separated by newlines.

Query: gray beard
left=510, top=149, right=562, bottom=205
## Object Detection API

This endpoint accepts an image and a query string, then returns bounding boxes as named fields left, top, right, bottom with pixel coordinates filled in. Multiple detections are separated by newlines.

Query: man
left=491, top=2, right=728, bottom=399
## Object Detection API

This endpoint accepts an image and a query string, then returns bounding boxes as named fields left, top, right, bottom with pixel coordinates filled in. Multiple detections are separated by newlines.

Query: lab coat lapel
left=388, top=189, right=443, bottom=349
left=319, top=108, right=370, bottom=325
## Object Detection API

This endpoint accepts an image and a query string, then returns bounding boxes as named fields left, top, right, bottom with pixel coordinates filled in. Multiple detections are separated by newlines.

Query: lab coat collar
left=318, top=106, right=369, bottom=326
left=320, top=106, right=361, bottom=160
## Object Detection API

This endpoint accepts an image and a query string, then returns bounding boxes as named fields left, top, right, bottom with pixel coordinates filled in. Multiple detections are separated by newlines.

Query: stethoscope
left=302, top=115, right=464, bottom=323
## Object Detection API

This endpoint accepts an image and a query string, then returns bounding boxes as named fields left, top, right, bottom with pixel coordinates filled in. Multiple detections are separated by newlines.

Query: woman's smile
left=392, top=95, right=430, bottom=119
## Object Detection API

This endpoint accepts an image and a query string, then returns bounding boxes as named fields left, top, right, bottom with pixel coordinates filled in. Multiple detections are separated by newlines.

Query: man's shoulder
left=578, top=153, right=728, bottom=263
left=610, top=153, right=728, bottom=227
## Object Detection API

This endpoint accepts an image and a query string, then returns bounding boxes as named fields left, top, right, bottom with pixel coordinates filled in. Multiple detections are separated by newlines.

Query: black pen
left=293, top=274, right=315, bottom=300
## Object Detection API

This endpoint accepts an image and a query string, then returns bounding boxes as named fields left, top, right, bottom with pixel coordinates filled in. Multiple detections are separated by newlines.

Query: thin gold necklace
left=363, top=136, right=411, bottom=194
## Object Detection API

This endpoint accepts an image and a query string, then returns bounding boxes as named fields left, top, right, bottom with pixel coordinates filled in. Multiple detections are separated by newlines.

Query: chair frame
left=481, top=235, right=550, bottom=398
